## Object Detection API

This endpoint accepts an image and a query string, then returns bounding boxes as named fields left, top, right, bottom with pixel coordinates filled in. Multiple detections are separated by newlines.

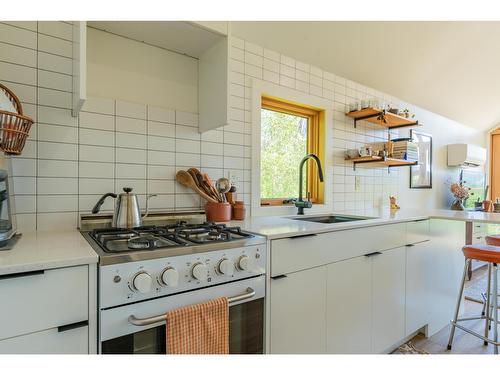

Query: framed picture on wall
left=410, top=130, right=432, bottom=189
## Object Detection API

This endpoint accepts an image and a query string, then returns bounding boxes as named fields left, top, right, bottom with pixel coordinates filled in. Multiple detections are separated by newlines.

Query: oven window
left=101, top=298, right=264, bottom=354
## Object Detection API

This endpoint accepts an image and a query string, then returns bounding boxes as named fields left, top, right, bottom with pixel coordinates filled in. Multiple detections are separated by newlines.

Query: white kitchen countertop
left=0, top=230, right=98, bottom=276
left=230, top=208, right=500, bottom=239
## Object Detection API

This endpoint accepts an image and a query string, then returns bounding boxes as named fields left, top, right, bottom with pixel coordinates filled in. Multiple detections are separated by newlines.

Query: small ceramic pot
left=205, top=202, right=232, bottom=222
left=483, top=200, right=492, bottom=212
left=494, top=203, right=500, bottom=213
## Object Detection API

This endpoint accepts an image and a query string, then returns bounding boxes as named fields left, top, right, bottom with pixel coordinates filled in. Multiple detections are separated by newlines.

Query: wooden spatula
left=176, top=170, right=218, bottom=203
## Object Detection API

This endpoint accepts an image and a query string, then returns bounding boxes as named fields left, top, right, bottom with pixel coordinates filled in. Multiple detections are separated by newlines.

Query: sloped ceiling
left=230, top=21, right=500, bottom=130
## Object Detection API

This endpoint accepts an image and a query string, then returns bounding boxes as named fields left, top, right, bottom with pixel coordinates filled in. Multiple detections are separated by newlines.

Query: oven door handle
left=127, top=287, right=256, bottom=327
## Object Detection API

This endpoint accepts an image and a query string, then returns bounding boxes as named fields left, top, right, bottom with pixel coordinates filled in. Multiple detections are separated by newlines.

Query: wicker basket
left=0, top=83, right=34, bottom=155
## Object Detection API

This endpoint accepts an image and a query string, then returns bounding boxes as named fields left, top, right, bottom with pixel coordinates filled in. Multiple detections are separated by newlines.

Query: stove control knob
left=237, top=255, right=251, bottom=271
left=160, top=267, right=179, bottom=287
left=218, top=258, right=234, bottom=276
left=192, top=262, right=208, bottom=281
left=132, top=272, right=153, bottom=293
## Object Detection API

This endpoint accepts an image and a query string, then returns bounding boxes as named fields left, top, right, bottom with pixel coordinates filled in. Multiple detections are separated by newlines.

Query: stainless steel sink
left=289, top=215, right=372, bottom=224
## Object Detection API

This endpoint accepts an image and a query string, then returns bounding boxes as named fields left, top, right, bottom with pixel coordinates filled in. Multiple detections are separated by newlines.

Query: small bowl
left=345, top=149, right=360, bottom=159
left=205, top=202, right=232, bottom=222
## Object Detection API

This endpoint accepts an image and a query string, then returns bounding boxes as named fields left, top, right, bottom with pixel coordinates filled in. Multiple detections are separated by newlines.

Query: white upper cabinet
left=72, top=21, right=86, bottom=117
left=198, top=36, right=230, bottom=132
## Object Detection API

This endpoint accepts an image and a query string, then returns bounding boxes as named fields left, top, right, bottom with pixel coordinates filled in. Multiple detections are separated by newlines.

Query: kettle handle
left=142, top=194, right=158, bottom=219
left=92, top=193, right=117, bottom=214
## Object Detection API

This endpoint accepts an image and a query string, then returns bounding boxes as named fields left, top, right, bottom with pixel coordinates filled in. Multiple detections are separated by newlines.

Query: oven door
left=100, top=275, right=265, bottom=354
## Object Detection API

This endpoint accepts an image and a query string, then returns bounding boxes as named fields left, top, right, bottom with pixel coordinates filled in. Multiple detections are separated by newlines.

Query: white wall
left=86, top=27, right=198, bottom=113
left=0, top=21, right=487, bottom=232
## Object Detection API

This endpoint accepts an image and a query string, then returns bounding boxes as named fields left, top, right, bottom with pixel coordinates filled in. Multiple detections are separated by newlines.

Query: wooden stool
left=447, top=244, right=500, bottom=353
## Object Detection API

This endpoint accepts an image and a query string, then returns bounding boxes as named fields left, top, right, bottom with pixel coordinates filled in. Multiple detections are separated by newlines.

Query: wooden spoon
left=203, top=173, right=223, bottom=202
left=176, top=170, right=218, bottom=203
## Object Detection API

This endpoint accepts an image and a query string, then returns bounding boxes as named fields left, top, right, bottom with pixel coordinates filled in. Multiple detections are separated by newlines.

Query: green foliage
left=260, top=109, right=307, bottom=199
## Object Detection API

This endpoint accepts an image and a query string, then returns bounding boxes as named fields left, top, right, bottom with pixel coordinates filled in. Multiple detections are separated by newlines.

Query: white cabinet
left=405, top=240, right=432, bottom=336
left=371, top=247, right=406, bottom=353
left=270, top=266, right=327, bottom=354
left=326, top=256, right=371, bottom=353
left=198, top=36, right=230, bottom=132
left=0, top=265, right=92, bottom=354
left=72, top=21, right=86, bottom=116
left=0, top=326, right=88, bottom=354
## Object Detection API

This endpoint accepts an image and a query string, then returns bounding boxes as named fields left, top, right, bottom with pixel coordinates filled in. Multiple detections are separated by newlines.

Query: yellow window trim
left=261, top=96, right=325, bottom=206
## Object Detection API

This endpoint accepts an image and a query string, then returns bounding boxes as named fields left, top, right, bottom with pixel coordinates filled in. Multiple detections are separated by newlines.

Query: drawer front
left=0, top=325, right=88, bottom=354
left=406, top=220, right=430, bottom=245
left=0, top=265, right=88, bottom=340
left=472, top=222, right=486, bottom=235
left=271, top=223, right=406, bottom=276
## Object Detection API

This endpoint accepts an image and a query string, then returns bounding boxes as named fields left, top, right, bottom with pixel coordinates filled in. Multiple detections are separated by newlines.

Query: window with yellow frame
left=260, top=96, right=325, bottom=206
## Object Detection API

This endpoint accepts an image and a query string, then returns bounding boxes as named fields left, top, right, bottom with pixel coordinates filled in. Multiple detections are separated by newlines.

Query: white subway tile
left=115, top=180, right=146, bottom=194
left=116, top=147, right=146, bottom=164
left=224, top=131, right=245, bottom=145
left=244, top=63, right=263, bottom=79
left=79, top=178, right=114, bottom=195
left=148, top=150, right=175, bottom=166
left=230, top=36, right=244, bottom=49
left=37, top=177, right=78, bottom=195
left=38, top=34, right=72, bottom=58
left=148, top=165, right=176, bottom=180
left=263, top=70, right=279, bottom=84
left=0, top=81, right=36, bottom=104
left=79, top=194, right=114, bottom=212
left=0, top=42, right=37, bottom=66
left=37, top=88, right=72, bottom=109
left=201, top=130, right=223, bottom=143
left=176, top=124, right=200, bottom=140
left=176, top=139, right=200, bottom=153
left=201, top=142, right=223, bottom=156
left=38, top=21, right=72, bottom=41
left=176, top=152, right=200, bottom=167
left=38, top=160, right=78, bottom=178
left=38, top=51, right=72, bottom=75
left=38, top=141, right=78, bottom=160
left=148, top=135, right=175, bottom=152
left=38, top=70, right=72, bottom=92
left=80, top=128, right=115, bottom=147
left=79, top=111, right=114, bottom=131
left=15, top=195, right=36, bottom=213
left=116, top=132, right=146, bottom=149
left=116, top=163, right=146, bottom=179
left=38, top=106, right=77, bottom=127
left=230, top=46, right=244, bottom=62
left=0, top=61, right=36, bottom=85
left=147, top=194, right=174, bottom=210
left=280, top=55, right=295, bottom=67
left=81, top=96, right=115, bottom=115
left=16, top=213, right=36, bottom=232
left=13, top=177, right=36, bottom=194
left=244, top=51, right=263, bottom=67
left=80, top=145, right=114, bottom=163
left=148, top=180, right=175, bottom=194
left=79, top=162, right=114, bottom=178
left=11, top=159, right=36, bottom=176
left=0, top=23, right=37, bottom=49
left=201, top=154, right=223, bottom=168
left=175, top=193, right=200, bottom=209
left=116, top=116, right=147, bottom=134
left=279, top=75, right=295, bottom=89
left=38, top=123, right=78, bottom=143
left=148, top=121, right=175, bottom=138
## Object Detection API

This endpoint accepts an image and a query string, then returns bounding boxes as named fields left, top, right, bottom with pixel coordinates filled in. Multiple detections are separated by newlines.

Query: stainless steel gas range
left=80, top=213, right=267, bottom=354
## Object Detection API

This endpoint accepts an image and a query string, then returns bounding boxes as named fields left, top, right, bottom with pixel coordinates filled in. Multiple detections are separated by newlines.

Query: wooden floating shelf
left=345, top=107, right=420, bottom=129
left=345, top=155, right=417, bottom=170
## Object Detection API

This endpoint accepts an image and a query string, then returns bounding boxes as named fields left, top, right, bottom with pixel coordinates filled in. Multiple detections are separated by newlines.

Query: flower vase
left=451, top=199, right=465, bottom=211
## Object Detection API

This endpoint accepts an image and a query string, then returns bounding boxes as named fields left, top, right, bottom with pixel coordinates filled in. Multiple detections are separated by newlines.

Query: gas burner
left=128, top=236, right=159, bottom=250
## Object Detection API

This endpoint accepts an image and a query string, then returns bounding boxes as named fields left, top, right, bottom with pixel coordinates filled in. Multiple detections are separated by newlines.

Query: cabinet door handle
left=271, top=274, right=287, bottom=280
left=289, top=233, right=317, bottom=239
left=58, top=320, right=88, bottom=333
left=0, top=270, right=44, bottom=281
left=364, top=251, right=382, bottom=257
left=405, top=244, right=415, bottom=247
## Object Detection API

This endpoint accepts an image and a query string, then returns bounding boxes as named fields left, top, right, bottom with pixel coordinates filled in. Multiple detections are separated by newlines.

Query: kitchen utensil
left=474, top=197, right=483, bottom=211
left=485, top=185, right=490, bottom=200
left=493, top=202, right=500, bottom=213
left=188, top=168, right=215, bottom=199
left=176, top=171, right=218, bottom=203
left=205, top=202, right=232, bottom=222
left=92, top=187, right=157, bottom=228
left=232, top=201, right=246, bottom=220
left=216, top=178, right=232, bottom=202
left=360, top=99, right=370, bottom=109
left=203, top=173, right=223, bottom=202
left=483, top=200, right=492, bottom=212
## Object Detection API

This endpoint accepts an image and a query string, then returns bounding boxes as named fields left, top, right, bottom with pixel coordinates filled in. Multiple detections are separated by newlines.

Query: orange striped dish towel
left=166, top=297, right=229, bottom=354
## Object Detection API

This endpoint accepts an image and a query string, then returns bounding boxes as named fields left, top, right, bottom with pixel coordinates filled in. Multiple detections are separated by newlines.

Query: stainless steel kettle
left=92, top=187, right=156, bottom=228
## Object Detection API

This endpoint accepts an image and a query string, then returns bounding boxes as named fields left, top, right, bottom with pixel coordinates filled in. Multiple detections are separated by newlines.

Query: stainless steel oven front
left=99, top=275, right=265, bottom=354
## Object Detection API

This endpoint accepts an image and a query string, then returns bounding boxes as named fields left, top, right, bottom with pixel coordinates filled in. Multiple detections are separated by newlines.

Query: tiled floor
left=409, top=300, right=497, bottom=354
